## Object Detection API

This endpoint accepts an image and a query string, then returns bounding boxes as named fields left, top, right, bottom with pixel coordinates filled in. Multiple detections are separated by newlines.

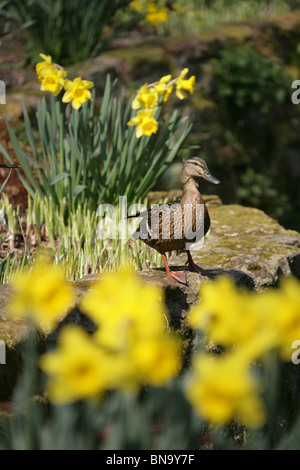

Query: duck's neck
left=181, top=178, right=203, bottom=204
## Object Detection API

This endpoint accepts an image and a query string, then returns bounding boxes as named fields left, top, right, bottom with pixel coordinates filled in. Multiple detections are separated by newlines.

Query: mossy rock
left=173, top=203, right=300, bottom=290
left=3, top=86, right=44, bottom=120
left=101, top=44, right=174, bottom=83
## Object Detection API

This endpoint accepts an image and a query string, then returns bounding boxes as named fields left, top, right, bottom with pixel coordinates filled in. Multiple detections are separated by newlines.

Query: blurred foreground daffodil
left=80, top=266, right=167, bottom=350
left=80, top=266, right=181, bottom=386
left=39, top=325, right=133, bottom=404
left=188, top=275, right=300, bottom=362
left=255, top=276, right=300, bottom=360
left=7, top=260, right=75, bottom=333
left=37, top=266, right=181, bottom=404
left=7, top=258, right=300, bottom=427
left=184, top=274, right=300, bottom=427
left=185, top=353, right=265, bottom=427
left=131, top=83, right=158, bottom=110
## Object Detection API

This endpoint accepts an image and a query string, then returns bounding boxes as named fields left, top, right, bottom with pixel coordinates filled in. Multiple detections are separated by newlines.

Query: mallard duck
left=126, top=157, right=221, bottom=284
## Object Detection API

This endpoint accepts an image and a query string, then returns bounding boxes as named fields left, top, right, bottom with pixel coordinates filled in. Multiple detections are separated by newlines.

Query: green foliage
left=0, top=0, right=132, bottom=65
left=0, top=76, right=191, bottom=216
left=202, top=45, right=296, bottom=225
left=237, top=168, right=291, bottom=219
left=285, top=0, right=300, bottom=8
left=0, top=164, right=19, bottom=193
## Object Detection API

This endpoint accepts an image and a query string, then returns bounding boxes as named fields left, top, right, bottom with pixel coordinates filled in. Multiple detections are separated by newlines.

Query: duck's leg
left=186, top=250, right=209, bottom=276
left=161, top=254, right=187, bottom=285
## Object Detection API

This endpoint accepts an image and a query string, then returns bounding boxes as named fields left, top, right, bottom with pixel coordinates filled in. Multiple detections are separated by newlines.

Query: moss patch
left=174, top=203, right=300, bottom=288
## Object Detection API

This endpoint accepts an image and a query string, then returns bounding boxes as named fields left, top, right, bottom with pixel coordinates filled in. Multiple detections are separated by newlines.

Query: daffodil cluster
left=36, top=53, right=94, bottom=110
left=8, top=257, right=300, bottom=429
left=7, top=261, right=75, bottom=333
left=130, top=1, right=203, bottom=31
left=130, top=0, right=170, bottom=26
left=8, top=261, right=181, bottom=404
left=185, top=275, right=300, bottom=428
left=79, top=267, right=180, bottom=389
left=127, top=69, right=196, bottom=138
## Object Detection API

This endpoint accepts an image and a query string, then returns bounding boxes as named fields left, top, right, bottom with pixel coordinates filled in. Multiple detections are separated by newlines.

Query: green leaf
left=49, top=172, right=70, bottom=185
left=73, top=185, right=86, bottom=197
left=0, top=164, right=20, bottom=168
left=6, top=122, right=42, bottom=196
left=0, top=169, right=12, bottom=192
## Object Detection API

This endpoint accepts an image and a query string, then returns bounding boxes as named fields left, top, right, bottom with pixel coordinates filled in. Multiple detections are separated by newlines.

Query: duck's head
left=181, top=157, right=221, bottom=185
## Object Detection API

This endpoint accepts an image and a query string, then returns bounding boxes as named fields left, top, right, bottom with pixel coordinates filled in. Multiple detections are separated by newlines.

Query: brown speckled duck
left=126, top=157, right=221, bottom=284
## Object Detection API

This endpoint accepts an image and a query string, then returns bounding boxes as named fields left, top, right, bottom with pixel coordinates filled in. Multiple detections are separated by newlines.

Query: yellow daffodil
left=62, top=77, right=94, bottom=110
left=35, top=53, right=53, bottom=81
left=188, top=276, right=280, bottom=359
left=154, top=74, right=173, bottom=101
left=130, top=0, right=143, bottom=12
left=185, top=353, right=265, bottom=427
left=7, top=261, right=75, bottom=333
left=163, top=84, right=174, bottom=102
left=155, top=75, right=172, bottom=94
left=79, top=266, right=181, bottom=390
left=176, top=68, right=195, bottom=100
left=127, top=108, right=158, bottom=138
left=188, top=276, right=250, bottom=346
left=132, top=83, right=159, bottom=110
left=188, top=274, right=300, bottom=363
left=39, top=326, right=124, bottom=404
left=80, top=266, right=168, bottom=350
left=39, top=65, right=67, bottom=97
left=259, top=277, right=300, bottom=361
left=130, top=335, right=181, bottom=386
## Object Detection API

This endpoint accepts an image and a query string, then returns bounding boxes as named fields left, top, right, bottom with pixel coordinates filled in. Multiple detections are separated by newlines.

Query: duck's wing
left=126, top=199, right=181, bottom=219
left=126, top=200, right=182, bottom=244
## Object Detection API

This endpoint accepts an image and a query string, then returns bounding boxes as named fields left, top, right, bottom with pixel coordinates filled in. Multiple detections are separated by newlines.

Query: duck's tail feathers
left=126, top=210, right=148, bottom=219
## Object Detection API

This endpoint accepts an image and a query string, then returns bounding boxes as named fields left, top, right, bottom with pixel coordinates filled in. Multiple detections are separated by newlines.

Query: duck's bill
left=203, top=172, right=221, bottom=184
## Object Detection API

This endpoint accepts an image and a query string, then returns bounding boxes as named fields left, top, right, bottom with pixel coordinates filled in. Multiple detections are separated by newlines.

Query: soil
left=0, top=33, right=31, bottom=88
left=0, top=32, right=31, bottom=213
